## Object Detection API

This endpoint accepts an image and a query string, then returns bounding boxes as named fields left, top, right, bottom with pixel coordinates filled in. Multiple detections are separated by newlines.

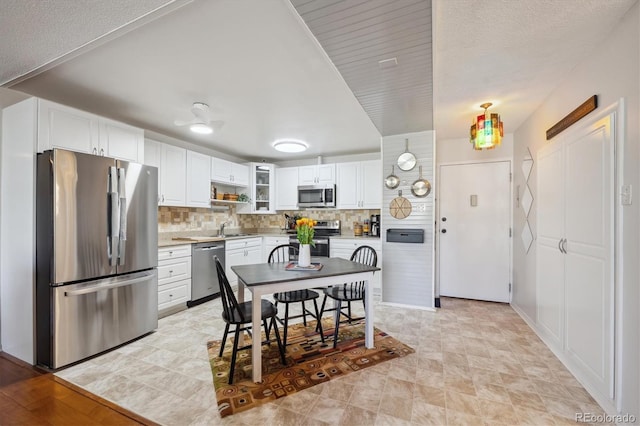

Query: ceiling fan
left=174, top=102, right=224, bottom=135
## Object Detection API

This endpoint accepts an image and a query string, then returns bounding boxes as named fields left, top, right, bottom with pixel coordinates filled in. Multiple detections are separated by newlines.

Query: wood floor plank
left=0, top=393, right=50, bottom=425
left=0, top=352, right=154, bottom=425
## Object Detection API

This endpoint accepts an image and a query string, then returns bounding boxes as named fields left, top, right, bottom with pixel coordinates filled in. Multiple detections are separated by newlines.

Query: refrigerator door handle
left=64, top=275, right=151, bottom=297
left=117, top=167, right=127, bottom=265
left=108, top=166, right=119, bottom=265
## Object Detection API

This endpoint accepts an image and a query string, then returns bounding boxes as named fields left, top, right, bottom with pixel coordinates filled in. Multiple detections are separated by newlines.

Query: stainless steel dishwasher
left=188, top=241, right=225, bottom=307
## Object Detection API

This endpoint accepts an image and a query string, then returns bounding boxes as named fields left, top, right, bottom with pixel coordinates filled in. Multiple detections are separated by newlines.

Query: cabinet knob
left=100, top=148, right=105, bottom=156
left=441, top=229, right=447, bottom=234
left=169, top=251, right=173, bottom=256
left=92, top=147, right=97, bottom=155
left=169, top=270, right=173, bottom=274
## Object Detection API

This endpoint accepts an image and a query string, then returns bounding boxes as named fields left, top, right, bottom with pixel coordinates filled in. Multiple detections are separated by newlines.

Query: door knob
left=441, top=229, right=447, bottom=233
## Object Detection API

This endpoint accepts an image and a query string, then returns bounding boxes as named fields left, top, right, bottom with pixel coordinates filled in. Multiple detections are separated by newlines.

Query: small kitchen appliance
left=297, top=184, right=336, bottom=208
left=370, top=214, right=381, bottom=237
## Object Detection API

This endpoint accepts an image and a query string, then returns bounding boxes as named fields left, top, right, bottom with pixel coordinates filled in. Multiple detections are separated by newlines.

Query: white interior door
left=438, top=161, right=511, bottom=302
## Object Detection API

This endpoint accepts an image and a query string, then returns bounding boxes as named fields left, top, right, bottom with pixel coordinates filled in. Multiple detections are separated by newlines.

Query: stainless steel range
left=289, top=220, right=340, bottom=257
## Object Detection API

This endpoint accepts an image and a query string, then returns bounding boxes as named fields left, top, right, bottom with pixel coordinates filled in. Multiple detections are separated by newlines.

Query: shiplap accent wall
left=381, top=131, right=435, bottom=309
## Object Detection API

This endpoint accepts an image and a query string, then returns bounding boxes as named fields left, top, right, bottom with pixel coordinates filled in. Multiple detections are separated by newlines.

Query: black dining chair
left=319, top=245, right=377, bottom=348
left=268, top=244, right=325, bottom=347
left=214, top=256, right=286, bottom=384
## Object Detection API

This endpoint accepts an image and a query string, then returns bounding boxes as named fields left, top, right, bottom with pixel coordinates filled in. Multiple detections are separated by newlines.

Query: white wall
left=1, top=98, right=37, bottom=363
left=511, top=2, right=639, bottom=418
left=437, top=133, right=513, bottom=164
left=381, top=131, right=435, bottom=309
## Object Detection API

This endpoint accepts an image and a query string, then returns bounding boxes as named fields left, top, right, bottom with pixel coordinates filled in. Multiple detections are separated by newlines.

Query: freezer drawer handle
left=64, top=276, right=150, bottom=297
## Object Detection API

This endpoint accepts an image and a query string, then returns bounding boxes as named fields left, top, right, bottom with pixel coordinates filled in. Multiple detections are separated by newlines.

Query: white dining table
left=231, top=257, right=379, bottom=383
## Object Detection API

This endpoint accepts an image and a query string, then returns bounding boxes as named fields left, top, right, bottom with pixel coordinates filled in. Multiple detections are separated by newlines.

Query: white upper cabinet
left=275, top=167, right=299, bottom=210
left=298, top=164, right=335, bottom=185
left=186, top=151, right=212, bottom=208
left=336, top=160, right=381, bottom=209
left=238, top=162, right=275, bottom=214
left=160, top=144, right=187, bottom=207
left=99, top=118, right=144, bottom=163
left=211, top=156, right=249, bottom=186
left=38, top=99, right=143, bottom=162
left=360, top=160, right=382, bottom=209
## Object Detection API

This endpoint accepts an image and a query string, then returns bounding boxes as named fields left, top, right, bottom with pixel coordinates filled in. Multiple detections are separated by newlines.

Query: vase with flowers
left=296, top=217, right=316, bottom=267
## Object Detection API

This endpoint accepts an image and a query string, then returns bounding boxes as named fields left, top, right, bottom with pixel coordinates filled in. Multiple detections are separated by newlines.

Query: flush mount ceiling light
left=189, top=122, right=213, bottom=134
left=470, top=102, right=504, bottom=150
left=273, top=139, right=308, bottom=153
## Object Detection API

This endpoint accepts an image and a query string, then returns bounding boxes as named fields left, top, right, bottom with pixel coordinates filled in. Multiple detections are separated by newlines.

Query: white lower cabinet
left=263, top=236, right=293, bottom=262
left=225, top=238, right=262, bottom=287
left=330, top=239, right=382, bottom=296
left=158, top=245, right=192, bottom=316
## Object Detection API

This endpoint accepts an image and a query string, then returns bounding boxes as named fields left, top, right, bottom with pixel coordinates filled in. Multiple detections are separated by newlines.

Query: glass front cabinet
left=238, top=162, right=275, bottom=214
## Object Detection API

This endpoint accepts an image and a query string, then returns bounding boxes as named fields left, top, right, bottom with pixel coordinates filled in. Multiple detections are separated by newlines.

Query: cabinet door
left=298, top=165, right=317, bottom=185
left=232, top=163, right=249, bottom=186
left=161, top=145, right=186, bottom=206
left=38, top=99, right=99, bottom=154
left=144, top=139, right=162, bottom=203
left=246, top=245, right=262, bottom=265
left=361, top=160, right=381, bottom=209
left=317, top=164, right=335, bottom=184
left=254, top=163, right=274, bottom=213
left=275, top=167, right=299, bottom=210
left=336, top=162, right=360, bottom=209
left=99, top=118, right=143, bottom=162
left=536, top=142, right=565, bottom=346
left=186, top=151, right=212, bottom=208
left=211, top=157, right=233, bottom=184
left=225, top=249, right=245, bottom=287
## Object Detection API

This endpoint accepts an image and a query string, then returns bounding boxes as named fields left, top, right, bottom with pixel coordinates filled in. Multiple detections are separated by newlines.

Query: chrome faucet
left=219, top=221, right=229, bottom=237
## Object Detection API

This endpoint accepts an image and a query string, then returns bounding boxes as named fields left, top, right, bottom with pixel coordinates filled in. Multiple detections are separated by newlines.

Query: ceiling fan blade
left=174, top=118, right=197, bottom=126
left=211, top=120, right=225, bottom=130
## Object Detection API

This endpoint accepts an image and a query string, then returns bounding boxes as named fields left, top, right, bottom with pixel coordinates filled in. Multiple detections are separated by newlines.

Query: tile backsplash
left=158, top=206, right=380, bottom=236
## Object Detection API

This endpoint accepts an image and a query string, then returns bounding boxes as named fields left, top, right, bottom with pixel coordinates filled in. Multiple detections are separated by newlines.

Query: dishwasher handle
left=194, top=245, right=225, bottom=252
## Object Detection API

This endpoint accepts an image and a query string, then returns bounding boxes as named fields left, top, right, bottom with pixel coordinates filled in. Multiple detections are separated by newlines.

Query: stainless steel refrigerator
left=36, top=149, right=158, bottom=369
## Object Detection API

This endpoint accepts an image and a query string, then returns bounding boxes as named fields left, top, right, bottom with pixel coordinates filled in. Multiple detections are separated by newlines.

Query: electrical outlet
left=621, top=184, right=632, bottom=206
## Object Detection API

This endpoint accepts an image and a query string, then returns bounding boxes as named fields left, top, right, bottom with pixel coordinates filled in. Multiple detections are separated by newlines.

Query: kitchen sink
left=220, top=233, right=249, bottom=238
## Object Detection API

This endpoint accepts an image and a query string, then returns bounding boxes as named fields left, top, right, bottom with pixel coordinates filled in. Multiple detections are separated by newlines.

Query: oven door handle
left=312, top=239, right=328, bottom=245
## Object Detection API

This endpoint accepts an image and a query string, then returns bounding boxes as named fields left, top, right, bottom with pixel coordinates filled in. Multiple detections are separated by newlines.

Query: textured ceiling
left=1, top=0, right=637, bottom=159
left=433, top=0, right=637, bottom=140
left=291, top=0, right=432, bottom=137
left=0, top=0, right=186, bottom=86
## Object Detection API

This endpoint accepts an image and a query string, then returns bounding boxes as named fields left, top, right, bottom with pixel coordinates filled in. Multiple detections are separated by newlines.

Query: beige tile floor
left=55, top=296, right=607, bottom=425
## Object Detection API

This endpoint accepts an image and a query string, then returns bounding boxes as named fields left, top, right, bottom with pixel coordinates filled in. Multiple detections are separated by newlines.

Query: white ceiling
left=1, top=0, right=637, bottom=160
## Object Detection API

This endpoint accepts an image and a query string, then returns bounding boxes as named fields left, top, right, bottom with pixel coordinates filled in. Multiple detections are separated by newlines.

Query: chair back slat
left=348, top=245, right=377, bottom=293
left=215, top=255, right=244, bottom=322
left=268, top=244, right=299, bottom=263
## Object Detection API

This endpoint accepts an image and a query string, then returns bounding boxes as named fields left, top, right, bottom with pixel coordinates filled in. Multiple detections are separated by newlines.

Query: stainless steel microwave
left=297, top=184, right=336, bottom=208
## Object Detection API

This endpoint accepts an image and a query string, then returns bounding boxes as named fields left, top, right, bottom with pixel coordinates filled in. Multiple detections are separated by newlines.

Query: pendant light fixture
left=470, top=102, right=503, bottom=150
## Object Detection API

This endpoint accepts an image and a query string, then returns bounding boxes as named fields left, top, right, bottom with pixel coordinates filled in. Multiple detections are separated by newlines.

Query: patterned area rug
left=207, top=319, right=414, bottom=418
